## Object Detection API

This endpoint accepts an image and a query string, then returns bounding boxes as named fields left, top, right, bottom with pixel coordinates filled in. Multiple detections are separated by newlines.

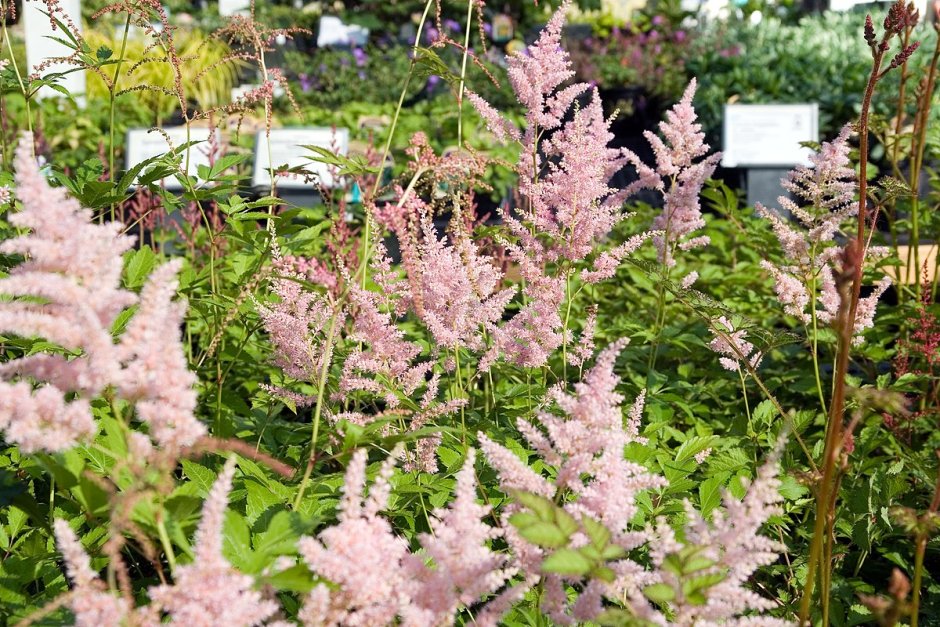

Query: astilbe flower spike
left=53, top=519, right=131, bottom=627
left=299, top=448, right=513, bottom=626
left=635, top=457, right=791, bottom=625
left=465, top=1, right=656, bottom=368
left=115, top=259, right=206, bottom=449
left=708, top=316, right=763, bottom=372
left=647, top=78, right=722, bottom=267
left=481, top=341, right=666, bottom=623
left=148, top=458, right=280, bottom=626
left=0, top=134, right=205, bottom=453
left=758, top=124, right=891, bottom=343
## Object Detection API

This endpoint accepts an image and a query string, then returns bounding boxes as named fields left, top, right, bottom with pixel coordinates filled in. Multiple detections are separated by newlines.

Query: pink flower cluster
left=646, top=79, right=722, bottom=267
left=480, top=340, right=786, bottom=624
left=480, top=341, right=667, bottom=623
left=708, top=316, right=763, bottom=372
left=758, top=125, right=891, bottom=342
left=0, top=135, right=204, bottom=453
left=640, top=459, right=791, bottom=625
left=298, top=447, right=514, bottom=626
left=55, top=460, right=282, bottom=627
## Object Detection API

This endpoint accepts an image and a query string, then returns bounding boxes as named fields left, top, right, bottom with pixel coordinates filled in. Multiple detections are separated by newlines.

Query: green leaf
left=542, top=548, right=593, bottom=576
left=516, top=521, right=570, bottom=549
left=581, top=515, right=612, bottom=550
left=644, top=583, right=676, bottom=604
left=96, top=46, right=113, bottom=61
left=510, top=490, right=555, bottom=521
left=124, top=246, right=157, bottom=289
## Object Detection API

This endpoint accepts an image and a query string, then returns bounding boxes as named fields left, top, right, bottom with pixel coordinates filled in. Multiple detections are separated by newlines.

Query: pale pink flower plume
left=116, top=259, right=205, bottom=449
left=148, top=458, right=280, bottom=626
left=647, top=79, right=722, bottom=266
left=708, top=316, right=763, bottom=372
left=300, top=449, right=514, bottom=625
left=481, top=340, right=666, bottom=623
left=257, top=265, right=336, bottom=383
left=298, top=449, right=416, bottom=626
left=636, top=458, right=791, bottom=625
left=567, top=305, right=598, bottom=369
left=407, top=215, right=515, bottom=353
left=758, top=125, right=889, bottom=342
left=403, top=449, right=516, bottom=624
left=53, top=519, right=131, bottom=627
left=0, top=135, right=203, bottom=453
left=463, top=1, right=655, bottom=371
left=340, top=284, right=431, bottom=407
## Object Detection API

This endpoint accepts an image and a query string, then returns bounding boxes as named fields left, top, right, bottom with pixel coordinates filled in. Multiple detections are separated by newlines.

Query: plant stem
left=156, top=509, right=177, bottom=572
left=292, top=310, right=340, bottom=510
left=357, top=0, right=435, bottom=291
left=108, top=13, right=132, bottom=222
left=738, top=367, right=751, bottom=424
left=799, top=30, right=887, bottom=622
left=456, top=0, right=474, bottom=149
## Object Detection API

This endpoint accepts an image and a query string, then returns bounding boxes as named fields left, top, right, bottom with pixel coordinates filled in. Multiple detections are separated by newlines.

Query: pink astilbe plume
left=256, top=244, right=341, bottom=397
left=403, top=449, right=516, bottom=625
left=116, top=259, right=205, bottom=449
left=148, top=458, right=280, bottom=626
left=758, top=125, right=890, bottom=343
left=0, top=137, right=133, bottom=451
left=392, top=197, right=514, bottom=353
left=482, top=248, right=565, bottom=370
left=340, top=284, right=432, bottom=407
left=0, top=135, right=204, bottom=453
left=472, top=1, right=654, bottom=266
left=463, top=2, right=657, bottom=369
left=481, top=341, right=665, bottom=623
left=633, top=458, right=790, bottom=625
left=646, top=79, right=722, bottom=266
left=300, top=449, right=515, bottom=626
left=708, top=316, right=763, bottom=372
left=53, top=519, right=130, bottom=627
left=298, top=449, right=415, bottom=626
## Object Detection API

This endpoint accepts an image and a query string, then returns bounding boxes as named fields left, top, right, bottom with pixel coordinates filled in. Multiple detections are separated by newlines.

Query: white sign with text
left=722, top=103, right=819, bottom=168
left=125, top=127, right=217, bottom=190
left=252, top=128, right=351, bottom=191
left=24, top=0, right=86, bottom=100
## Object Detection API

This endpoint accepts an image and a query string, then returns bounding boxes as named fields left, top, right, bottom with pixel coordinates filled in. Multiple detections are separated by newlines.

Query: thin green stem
left=108, top=13, right=132, bottom=222
left=357, top=0, right=435, bottom=291
left=292, top=311, right=340, bottom=510
left=456, top=0, right=474, bottom=148
left=738, top=367, right=751, bottom=424
left=562, top=271, right=574, bottom=382
left=156, top=510, right=177, bottom=572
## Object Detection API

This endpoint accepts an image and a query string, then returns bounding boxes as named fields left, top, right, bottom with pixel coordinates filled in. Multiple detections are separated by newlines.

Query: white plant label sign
left=125, top=127, right=216, bottom=190
left=23, top=0, right=86, bottom=101
left=721, top=103, right=819, bottom=168
left=253, top=128, right=351, bottom=191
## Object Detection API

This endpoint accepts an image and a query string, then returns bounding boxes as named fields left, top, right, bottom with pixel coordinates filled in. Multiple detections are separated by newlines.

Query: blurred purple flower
left=675, top=30, right=687, bottom=42
left=353, top=47, right=367, bottom=67
left=482, top=22, right=492, bottom=36
left=427, top=75, right=440, bottom=90
left=652, top=14, right=665, bottom=26
left=298, top=73, right=312, bottom=93
left=444, top=19, right=461, bottom=33
left=425, top=26, right=439, bottom=44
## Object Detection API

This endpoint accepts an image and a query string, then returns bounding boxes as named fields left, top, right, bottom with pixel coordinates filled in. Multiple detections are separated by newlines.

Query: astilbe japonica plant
left=3, top=0, right=892, bottom=622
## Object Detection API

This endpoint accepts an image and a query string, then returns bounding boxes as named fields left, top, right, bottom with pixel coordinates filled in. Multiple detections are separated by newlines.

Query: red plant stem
left=798, top=40, right=886, bottom=625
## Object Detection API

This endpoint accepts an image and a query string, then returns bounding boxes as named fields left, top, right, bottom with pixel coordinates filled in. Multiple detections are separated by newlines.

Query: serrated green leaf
left=542, top=548, right=593, bottom=576
left=644, top=583, right=676, bottom=604
left=517, top=521, right=570, bottom=549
